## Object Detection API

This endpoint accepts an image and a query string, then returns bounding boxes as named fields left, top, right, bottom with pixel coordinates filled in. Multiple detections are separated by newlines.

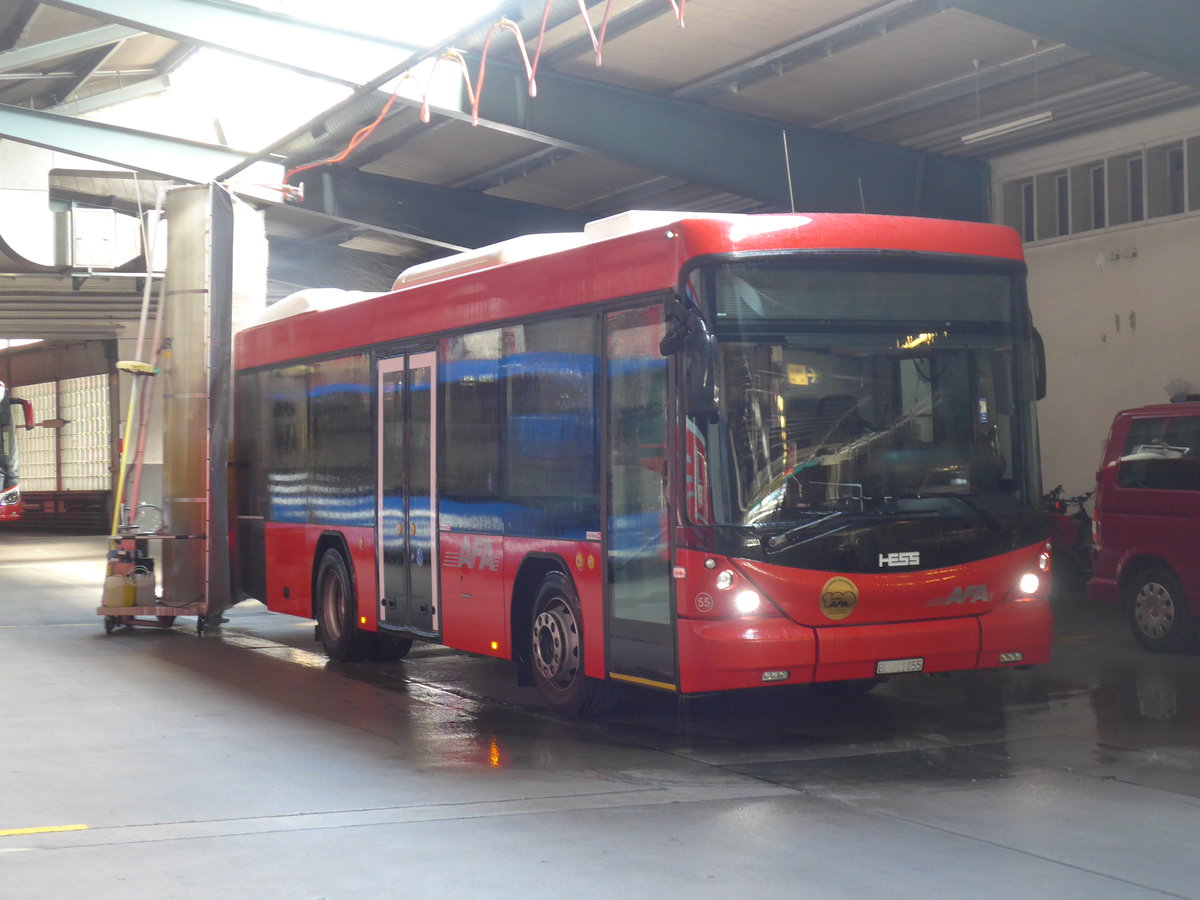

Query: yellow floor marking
left=0, top=824, right=88, bottom=837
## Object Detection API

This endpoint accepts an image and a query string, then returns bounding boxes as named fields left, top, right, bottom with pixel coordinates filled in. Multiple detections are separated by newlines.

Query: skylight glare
left=265, top=0, right=506, bottom=47
left=89, top=0, right=507, bottom=153
left=0, top=339, right=43, bottom=352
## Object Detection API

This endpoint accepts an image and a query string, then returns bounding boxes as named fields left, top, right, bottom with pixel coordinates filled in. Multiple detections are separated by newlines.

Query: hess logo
left=879, top=551, right=920, bottom=567
left=819, top=576, right=859, bottom=621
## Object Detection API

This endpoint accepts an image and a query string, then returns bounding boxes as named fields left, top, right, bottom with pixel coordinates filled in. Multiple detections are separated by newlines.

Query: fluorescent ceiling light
left=961, top=110, right=1053, bottom=145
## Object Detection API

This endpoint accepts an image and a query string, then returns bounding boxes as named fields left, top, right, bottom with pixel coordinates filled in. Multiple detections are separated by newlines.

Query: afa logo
left=819, top=576, right=859, bottom=621
left=926, top=584, right=991, bottom=607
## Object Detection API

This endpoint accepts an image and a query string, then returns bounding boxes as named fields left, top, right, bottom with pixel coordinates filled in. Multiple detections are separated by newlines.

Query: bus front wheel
left=529, top=572, right=601, bottom=715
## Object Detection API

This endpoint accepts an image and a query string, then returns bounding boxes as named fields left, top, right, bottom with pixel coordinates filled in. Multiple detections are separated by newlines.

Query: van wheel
left=1126, top=567, right=1196, bottom=652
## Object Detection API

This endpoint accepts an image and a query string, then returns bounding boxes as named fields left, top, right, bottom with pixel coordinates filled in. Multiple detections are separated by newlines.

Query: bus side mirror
left=660, top=302, right=718, bottom=420
left=1033, top=328, right=1047, bottom=401
left=684, top=324, right=718, bottom=421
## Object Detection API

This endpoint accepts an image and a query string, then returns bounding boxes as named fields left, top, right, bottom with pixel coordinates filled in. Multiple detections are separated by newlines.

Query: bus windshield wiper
left=765, top=510, right=846, bottom=551
left=944, top=493, right=1001, bottom=530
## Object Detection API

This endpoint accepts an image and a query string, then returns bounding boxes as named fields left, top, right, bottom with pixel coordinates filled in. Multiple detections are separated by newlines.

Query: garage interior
left=3, top=2, right=1200, bottom=896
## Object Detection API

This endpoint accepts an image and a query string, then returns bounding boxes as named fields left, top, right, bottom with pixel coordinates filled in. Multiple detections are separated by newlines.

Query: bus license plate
left=876, top=657, right=924, bottom=675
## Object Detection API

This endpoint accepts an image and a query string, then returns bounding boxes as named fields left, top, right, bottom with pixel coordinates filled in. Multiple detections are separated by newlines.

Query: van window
left=1117, top=415, right=1200, bottom=490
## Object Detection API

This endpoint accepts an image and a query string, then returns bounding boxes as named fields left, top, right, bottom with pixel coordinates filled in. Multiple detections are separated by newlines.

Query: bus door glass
left=377, top=352, right=438, bottom=635
left=605, top=307, right=676, bottom=687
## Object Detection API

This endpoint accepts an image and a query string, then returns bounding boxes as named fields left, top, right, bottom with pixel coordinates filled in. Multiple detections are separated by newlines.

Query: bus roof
left=237, top=211, right=1024, bottom=370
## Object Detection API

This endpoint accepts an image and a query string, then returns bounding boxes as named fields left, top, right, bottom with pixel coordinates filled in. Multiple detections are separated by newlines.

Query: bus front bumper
left=676, top=600, right=1052, bottom=694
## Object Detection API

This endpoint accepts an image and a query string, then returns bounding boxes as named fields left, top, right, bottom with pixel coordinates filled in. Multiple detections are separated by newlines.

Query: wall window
left=1002, top=178, right=1034, bottom=241
left=1129, top=155, right=1145, bottom=221
left=1069, top=161, right=1105, bottom=232
left=1002, top=130, right=1200, bottom=242
left=1189, top=137, right=1200, bottom=213
left=1034, top=169, right=1069, bottom=239
left=1147, top=142, right=1186, bottom=218
left=1091, top=164, right=1107, bottom=229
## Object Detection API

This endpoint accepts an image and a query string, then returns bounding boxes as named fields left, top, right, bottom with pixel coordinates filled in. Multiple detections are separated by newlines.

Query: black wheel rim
left=532, top=596, right=580, bottom=691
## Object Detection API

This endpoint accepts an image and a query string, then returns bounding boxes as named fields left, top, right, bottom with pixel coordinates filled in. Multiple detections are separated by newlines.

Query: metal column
left=160, top=184, right=234, bottom=623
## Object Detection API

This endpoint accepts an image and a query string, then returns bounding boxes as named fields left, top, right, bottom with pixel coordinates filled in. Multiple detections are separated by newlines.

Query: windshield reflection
left=690, top=261, right=1035, bottom=527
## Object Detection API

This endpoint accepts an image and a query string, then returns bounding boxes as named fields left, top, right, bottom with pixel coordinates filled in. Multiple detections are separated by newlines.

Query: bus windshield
left=690, top=258, right=1038, bottom=526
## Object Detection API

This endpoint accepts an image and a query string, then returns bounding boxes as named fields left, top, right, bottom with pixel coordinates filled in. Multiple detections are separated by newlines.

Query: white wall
left=0, top=141, right=57, bottom=265
left=989, top=105, right=1200, bottom=498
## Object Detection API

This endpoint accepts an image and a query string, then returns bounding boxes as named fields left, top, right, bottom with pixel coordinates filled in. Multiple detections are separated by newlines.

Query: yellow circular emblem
left=819, top=576, right=859, bottom=621
left=575, top=553, right=585, bottom=569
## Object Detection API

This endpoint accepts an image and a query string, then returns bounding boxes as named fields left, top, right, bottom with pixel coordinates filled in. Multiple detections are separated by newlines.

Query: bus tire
left=315, top=548, right=371, bottom=662
left=374, top=633, right=414, bottom=661
left=1126, top=566, right=1196, bottom=652
left=528, top=572, right=617, bottom=715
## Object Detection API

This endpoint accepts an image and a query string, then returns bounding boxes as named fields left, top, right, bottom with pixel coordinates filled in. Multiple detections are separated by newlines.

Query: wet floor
left=4, top=532, right=1200, bottom=898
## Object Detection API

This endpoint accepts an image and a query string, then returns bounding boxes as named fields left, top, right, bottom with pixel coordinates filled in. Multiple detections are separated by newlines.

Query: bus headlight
left=1018, top=572, right=1040, bottom=595
left=734, top=590, right=761, bottom=614
left=0, top=486, right=18, bottom=506
left=715, top=570, right=735, bottom=590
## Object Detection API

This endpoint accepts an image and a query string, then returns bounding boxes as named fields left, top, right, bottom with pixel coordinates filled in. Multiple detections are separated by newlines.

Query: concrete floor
left=4, top=532, right=1200, bottom=899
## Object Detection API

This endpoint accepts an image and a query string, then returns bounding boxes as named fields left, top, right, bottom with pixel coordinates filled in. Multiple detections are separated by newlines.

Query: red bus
left=232, top=212, right=1053, bottom=714
left=0, top=381, right=34, bottom=522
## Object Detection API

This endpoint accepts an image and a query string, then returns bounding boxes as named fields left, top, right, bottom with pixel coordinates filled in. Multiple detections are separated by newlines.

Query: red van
left=1089, top=401, right=1200, bottom=650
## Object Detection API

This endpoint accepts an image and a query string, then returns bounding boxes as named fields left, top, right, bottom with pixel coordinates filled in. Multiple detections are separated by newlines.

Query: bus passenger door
left=604, top=307, right=676, bottom=689
left=377, top=352, right=439, bottom=636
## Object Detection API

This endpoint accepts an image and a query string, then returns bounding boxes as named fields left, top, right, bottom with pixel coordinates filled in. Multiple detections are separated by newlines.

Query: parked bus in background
left=0, top=381, right=34, bottom=522
left=232, top=211, right=1053, bottom=714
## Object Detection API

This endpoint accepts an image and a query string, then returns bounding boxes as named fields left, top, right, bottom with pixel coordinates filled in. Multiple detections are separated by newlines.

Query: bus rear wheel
left=316, top=548, right=371, bottom=662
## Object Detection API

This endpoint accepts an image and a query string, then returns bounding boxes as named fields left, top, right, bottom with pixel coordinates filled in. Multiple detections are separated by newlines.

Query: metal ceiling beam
left=675, top=0, right=943, bottom=101
left=0, top=24, right=139, bottom=74
left=915, top=75, right=1198, bottom=155
left=952, top=0, right=1200, bottom=88
left=0, top=104, right=250, bottom=182
left=452, top=147, right=573, bottom=191
left=49, top=43, right=124, bottom=108
left=49, top=74, right=170, bottom=115
left=290, top=168, right=592, bottom=250
left=452, top=57, right=988, bottom=220
left=41, top=0, right=418, bottom=87
left=818, top=43, right=1087, bottom=134
left=0, top=1, right=38, bottom=53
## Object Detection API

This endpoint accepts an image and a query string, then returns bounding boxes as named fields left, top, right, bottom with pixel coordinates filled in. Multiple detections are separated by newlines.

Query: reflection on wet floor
left=202, top=586, right=1200, bottom=807
left=14, top=533, right=1200, bottom=898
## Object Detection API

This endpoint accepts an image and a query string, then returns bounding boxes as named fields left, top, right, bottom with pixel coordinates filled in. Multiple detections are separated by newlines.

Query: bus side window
left=502, top=316, right=599, bottom=539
